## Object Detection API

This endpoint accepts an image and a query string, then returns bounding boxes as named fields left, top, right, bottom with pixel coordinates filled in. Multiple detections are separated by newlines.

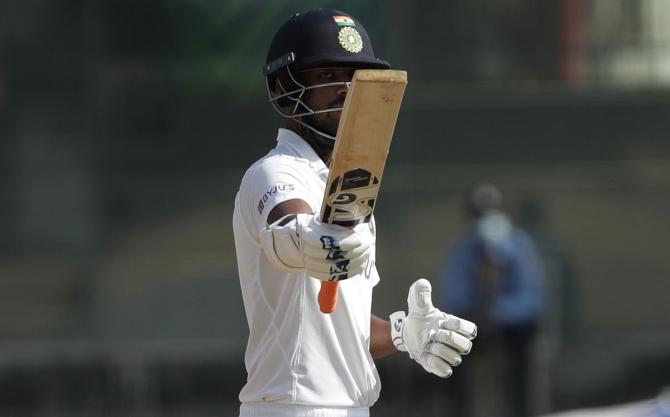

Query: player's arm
left=261, top=199, right=373, bottom=281
left=267, top=198, right=312, bottom=224
left=370, top=314, right=396, bottom=359
left=389, top=279, right=478, bottom=378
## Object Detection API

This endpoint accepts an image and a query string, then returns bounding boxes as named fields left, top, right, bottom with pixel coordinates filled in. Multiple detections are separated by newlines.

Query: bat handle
left=318, top=281, right=339, bottom=313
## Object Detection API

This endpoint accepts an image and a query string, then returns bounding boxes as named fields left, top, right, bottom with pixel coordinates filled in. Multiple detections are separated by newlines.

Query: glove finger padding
left=305, top=258, right=367, bottom=280
left=301, top=242, right=371, bottom=263
left=439, top=313, right=478, bottom=340
left=308, top=267, right=363, bottom=281
left=430, top=329, right=472, bottom=355
left=427, top=341, right=462, bottom=366
left=419, top=352, right=453, bottom=378
left=300, top=222, right=372, bottom=252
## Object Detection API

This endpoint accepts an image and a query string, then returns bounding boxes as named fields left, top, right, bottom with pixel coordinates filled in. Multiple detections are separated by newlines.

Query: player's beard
left=299, top=115, right=336, bottom=154
left=300, top=100, right=343, bottom=149
left=303, top=112, right=339, bottom=139
left=311, top=96, right=344, bottom=132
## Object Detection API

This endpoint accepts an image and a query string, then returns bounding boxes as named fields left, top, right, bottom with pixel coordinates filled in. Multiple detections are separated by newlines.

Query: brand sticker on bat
left=322, top=168, right=380, bottom=226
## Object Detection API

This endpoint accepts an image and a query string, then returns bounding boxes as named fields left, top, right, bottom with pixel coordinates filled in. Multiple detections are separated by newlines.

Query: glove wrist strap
left=389, top=311, right=407, bottom=352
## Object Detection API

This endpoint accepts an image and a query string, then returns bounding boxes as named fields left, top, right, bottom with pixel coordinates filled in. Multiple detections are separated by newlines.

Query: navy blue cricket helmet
left=264, top=9, right=390, bottom=76
left=263, top=9, right=390, bottom=144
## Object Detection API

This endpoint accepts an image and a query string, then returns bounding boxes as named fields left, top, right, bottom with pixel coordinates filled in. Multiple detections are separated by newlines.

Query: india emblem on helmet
left=338, top=27, right=363, bottom=53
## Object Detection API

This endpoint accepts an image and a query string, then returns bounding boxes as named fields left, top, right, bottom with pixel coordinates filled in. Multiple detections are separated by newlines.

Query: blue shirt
left=439, top=217, right=544, bottom=327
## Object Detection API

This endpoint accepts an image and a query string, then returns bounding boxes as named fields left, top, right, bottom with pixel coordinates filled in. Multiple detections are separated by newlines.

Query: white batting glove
left=390, top=278, right=477, bottom=377
left=260, top=213, right=373, bottom=281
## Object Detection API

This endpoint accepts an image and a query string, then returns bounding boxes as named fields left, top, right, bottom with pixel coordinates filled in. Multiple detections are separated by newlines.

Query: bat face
left=317, top=69, right=407, bottom=313
left=320, top=69, right=407, bottom=228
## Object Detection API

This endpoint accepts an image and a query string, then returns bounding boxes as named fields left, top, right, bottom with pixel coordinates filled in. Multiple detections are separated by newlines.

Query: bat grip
left=318, top=281, right=339, bottom=314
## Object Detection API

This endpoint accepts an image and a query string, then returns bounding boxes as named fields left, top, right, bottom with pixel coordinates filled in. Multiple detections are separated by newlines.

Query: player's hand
left=260, top=213, right=373, bottom=281
left=390, top=279, right=477, bottom=377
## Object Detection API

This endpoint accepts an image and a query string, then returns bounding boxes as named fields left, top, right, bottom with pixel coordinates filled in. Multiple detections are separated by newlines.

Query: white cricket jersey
left=232, top=128, right=381, bottom=410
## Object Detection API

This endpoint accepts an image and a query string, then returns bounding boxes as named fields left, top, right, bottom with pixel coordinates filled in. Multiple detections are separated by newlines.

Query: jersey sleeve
left=240, top=157, right=314, bottom=236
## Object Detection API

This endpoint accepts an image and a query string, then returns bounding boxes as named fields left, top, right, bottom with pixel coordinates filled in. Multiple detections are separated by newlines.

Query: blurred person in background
left=232, top=9, right=478, bottom=417
left=439, top=183, right=545, bottom=417
left=517, top=194, right=579, bottom=349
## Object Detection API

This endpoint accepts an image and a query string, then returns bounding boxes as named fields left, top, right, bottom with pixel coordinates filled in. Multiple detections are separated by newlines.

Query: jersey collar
left=276, top=128, right=329, bottom=180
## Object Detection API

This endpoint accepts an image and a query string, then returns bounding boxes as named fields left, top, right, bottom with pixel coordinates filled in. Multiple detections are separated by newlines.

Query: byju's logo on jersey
left=257, top=183, right=296, bottom=214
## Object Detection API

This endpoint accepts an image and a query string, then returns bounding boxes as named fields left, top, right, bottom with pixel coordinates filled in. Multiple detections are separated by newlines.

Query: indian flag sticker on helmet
left=338, top=27, right=363, bottom=53
left=333, top=15, right=355, bottom=27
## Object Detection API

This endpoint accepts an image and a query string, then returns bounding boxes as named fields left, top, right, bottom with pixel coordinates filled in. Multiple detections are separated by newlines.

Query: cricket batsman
left=232, top=8, right=478, bottom=417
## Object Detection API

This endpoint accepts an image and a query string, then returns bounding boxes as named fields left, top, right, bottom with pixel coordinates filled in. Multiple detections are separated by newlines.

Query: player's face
left=299, top=67, right=355, bottom=137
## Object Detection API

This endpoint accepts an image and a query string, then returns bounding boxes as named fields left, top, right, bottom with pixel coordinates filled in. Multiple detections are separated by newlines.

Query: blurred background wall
left=0, top=0, right=669, bottom=416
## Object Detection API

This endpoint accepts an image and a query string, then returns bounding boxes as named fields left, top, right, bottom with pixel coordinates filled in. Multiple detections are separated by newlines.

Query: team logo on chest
left=338, top=27, right=363, bottom=53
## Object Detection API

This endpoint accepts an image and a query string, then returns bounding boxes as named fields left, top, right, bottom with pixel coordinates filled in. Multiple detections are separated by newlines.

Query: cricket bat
left=318, top=69, right=408, bottom=314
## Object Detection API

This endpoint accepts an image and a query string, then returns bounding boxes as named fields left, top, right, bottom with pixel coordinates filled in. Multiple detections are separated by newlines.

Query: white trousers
left=239, top=403, right=370, bottom=417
